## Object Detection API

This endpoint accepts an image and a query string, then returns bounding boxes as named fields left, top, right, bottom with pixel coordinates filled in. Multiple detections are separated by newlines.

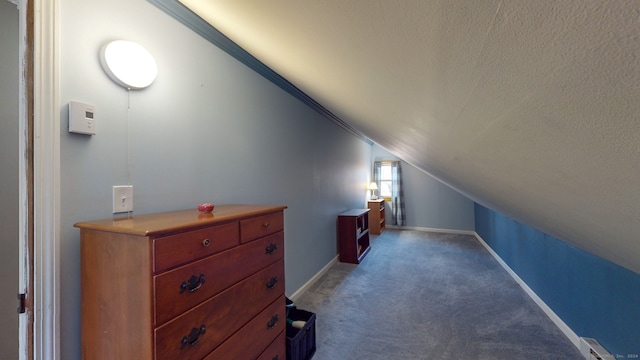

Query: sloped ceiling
left=178, top=0, right=640, bottom=274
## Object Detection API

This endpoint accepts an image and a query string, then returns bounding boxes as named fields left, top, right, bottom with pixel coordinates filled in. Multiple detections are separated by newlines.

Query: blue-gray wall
left=59, top=0, right=370, bottom=358
left=372, top=145, right=474, bottom=231
left=475, top=203, right=640, bottom=356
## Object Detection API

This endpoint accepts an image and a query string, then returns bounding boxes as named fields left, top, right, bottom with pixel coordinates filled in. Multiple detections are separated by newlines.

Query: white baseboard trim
left=288, top=255, right=339, bottom=302
left=386, top=225, right=476, bottom=236
left=473, top=232, right=582, bottom=353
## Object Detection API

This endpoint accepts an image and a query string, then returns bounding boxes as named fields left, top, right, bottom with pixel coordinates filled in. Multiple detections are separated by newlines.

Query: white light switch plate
left=113, top=185, right=133, bottom=213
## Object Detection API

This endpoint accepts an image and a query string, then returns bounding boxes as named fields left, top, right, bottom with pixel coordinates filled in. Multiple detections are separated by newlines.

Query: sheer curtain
left=372, top=160, right=405, bottom=226
left=390, top=161, right=406, bottom=226
left=373, top=161, right=382, bottom=190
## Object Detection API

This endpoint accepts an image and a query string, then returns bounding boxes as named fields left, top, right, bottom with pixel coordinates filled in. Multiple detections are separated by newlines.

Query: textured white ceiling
left=180, top=0, right=640, bottom=274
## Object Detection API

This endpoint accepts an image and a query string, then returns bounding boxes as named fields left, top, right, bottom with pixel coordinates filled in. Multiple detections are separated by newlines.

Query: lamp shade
left=369, top=182, right=378, bottom=190
left=100, top=40, right=158, bottom=89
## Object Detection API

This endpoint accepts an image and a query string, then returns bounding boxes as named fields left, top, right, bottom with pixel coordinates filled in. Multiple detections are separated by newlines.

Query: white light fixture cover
left=100, top=40, right=158, bottom=89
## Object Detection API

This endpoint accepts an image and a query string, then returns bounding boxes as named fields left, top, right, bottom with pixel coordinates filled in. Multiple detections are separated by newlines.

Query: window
left=373, top=160, right=405, bottom=226
left=379, top=163, right=392, bottom=199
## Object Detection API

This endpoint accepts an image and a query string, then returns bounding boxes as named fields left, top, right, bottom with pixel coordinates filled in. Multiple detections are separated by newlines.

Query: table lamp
left=368, top=182, right=379, bottom=199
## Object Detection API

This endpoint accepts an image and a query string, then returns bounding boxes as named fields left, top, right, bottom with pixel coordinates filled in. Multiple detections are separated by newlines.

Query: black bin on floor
left=286, top=308, right=316, bottom=360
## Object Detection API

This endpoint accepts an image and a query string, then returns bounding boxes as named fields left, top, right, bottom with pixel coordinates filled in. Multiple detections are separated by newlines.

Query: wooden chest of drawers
left=75, top=204, right=287, bottom=360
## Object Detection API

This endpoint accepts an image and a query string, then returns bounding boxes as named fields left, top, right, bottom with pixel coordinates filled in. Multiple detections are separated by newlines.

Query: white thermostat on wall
left=68, top=101, right=97, bottom=135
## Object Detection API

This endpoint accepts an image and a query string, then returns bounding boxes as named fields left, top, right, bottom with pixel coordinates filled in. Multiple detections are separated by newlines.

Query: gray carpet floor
left=294, top=229, right=584, bottom=359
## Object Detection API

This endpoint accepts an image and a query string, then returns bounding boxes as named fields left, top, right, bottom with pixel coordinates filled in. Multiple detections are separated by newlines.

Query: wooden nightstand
left=368, top=199, right=385, bottom=234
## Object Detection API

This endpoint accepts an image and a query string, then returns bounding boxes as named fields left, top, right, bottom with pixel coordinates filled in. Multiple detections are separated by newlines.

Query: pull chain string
left=127, top=88, right=132, bottom=216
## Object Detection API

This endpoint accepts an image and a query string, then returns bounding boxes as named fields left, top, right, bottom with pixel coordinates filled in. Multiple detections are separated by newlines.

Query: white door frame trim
left=16, top=0, right=29, bottom=358
left=31, top=0, right=60, bottom=358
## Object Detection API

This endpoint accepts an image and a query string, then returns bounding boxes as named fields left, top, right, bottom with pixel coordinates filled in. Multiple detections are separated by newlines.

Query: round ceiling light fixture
left=100, top=40, right=158, bottom=90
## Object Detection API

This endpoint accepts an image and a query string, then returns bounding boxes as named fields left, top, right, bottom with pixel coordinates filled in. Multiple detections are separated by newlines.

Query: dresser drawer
left=203, top=298, right=285, bottom=360
left=154, top=260, right=285, bottom=360
left=256, top=331, right=286, bottom=360
left=240, top=211, right=284, bottom=243
left=154, top=232, right=285, bottom=325
left=153, top=221, right=239, bottom=272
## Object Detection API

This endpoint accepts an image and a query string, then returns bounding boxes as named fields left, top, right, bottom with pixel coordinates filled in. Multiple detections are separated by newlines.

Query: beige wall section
left=0, top=1, right=20, bottom=358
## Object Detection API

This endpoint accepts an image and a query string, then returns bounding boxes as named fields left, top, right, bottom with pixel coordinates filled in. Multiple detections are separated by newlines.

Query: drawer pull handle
left=180, top=274, right=205, bottom=294
left=181, top=324, right=206, bottom=349
left=266, top=276, right=278, bottom=289
left=202, top=238, right=210, bottom=247
left=265, top=243, right=277, bottom=255
left=272, top=356, right=279, bottom=360
left=267, top=314, right=279, bottom=329
left=263, top=222, right=270, bottom=229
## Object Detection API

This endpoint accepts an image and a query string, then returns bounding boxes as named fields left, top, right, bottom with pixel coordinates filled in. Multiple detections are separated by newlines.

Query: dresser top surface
left=338, top=208, right=370, bottom=217
left=74, top=204, right=287, bottom=236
